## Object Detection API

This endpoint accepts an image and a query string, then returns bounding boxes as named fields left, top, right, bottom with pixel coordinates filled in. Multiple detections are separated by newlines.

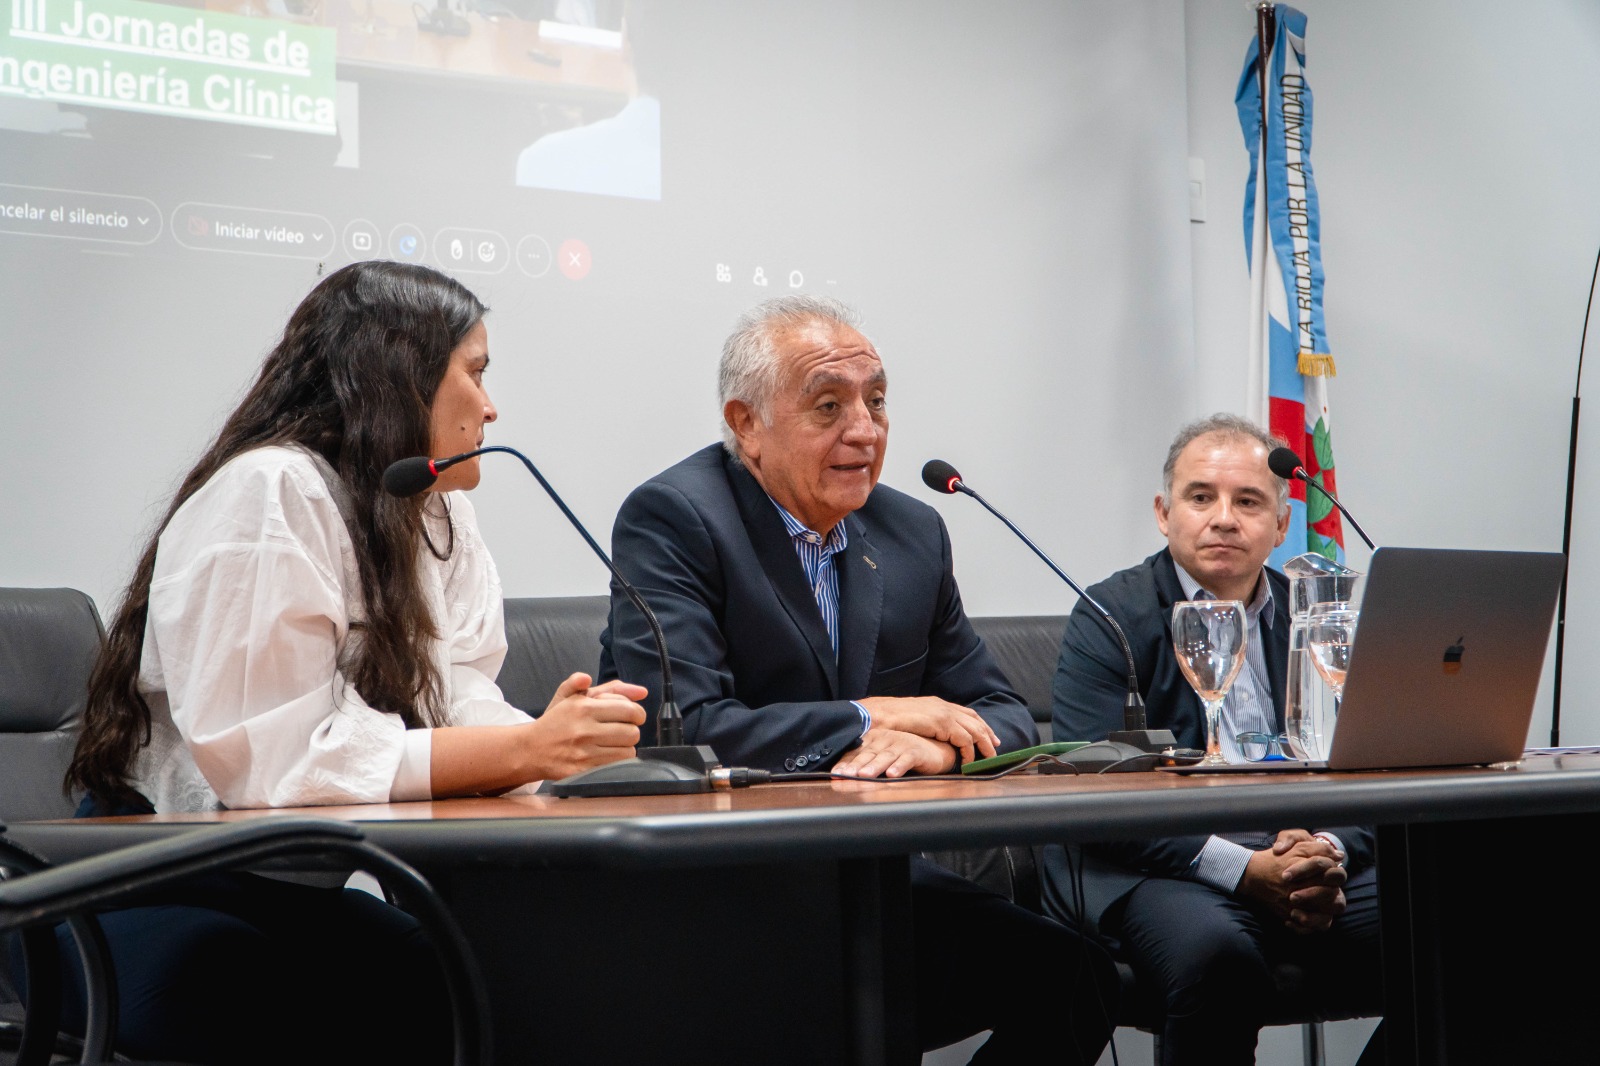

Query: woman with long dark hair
left=47, top=260, right=647, bottom=1063
left=72, top=259, right=645, bottom=813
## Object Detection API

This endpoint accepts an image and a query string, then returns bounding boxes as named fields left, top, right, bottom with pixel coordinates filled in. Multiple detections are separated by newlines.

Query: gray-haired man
left=600, top=294, right=1120, bottom=1062
left=1041, top=413, right=1384, bottom=1065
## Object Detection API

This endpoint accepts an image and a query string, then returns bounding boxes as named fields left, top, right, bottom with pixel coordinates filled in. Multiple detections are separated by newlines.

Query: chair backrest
left=0, top=589, right=103, bottom=823
left=497, top=596, right=611, bottom=716
left=0, top=817, right=492, bottom=1066
left=496, top=599, right=1068, bottom=735
left=968, top=614, right=1067, bottom=742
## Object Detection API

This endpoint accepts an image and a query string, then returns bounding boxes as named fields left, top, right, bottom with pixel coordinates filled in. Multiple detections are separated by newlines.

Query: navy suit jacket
left=1043, top=548, right=1375, bottom=930
left=597, top=444, right=1037, bottom=772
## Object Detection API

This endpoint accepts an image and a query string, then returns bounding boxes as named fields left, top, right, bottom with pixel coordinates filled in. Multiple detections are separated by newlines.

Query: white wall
left=1184, top=0, right=1600, bottom=742
left=851, top=0, right=1195, bottom=615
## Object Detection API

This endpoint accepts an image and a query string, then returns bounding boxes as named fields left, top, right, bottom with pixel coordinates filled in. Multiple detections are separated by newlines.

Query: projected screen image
left=2, top=0, right=652, bottom=187
left=15, top=0, right=889, bottom=300
left=0, top=0, right=858, bottom=308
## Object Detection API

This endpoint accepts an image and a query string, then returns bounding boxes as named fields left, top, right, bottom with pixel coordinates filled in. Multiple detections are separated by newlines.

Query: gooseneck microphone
left=921, top=460, right=1175, bottom=757
left=383, top=446, right=719, bottom=794
left=382, top=454, right=479, bottom=498
left=1266, top=446, right=1376, bottom=551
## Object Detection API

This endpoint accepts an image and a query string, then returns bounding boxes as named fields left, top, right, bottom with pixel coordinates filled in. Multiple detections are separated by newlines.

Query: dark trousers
left=14, top=871, right=451, bottom=1066
left=912, top=857, right=1120, bottom=1065
left=1104, top=865, right=1382, bottom=1066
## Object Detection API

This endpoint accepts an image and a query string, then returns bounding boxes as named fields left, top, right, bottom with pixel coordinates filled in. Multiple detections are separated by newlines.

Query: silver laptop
left=1168, top=546, right=1565, bottom=773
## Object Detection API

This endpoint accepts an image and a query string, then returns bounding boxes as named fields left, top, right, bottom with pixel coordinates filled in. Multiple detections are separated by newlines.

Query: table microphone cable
left=758, top=747, right=1207, bottom=785
left=708, top=767, right=776, bottom=788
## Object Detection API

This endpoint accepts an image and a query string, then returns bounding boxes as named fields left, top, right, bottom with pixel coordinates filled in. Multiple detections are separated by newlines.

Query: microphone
left=381, top=454, right=478, bottom=497
left=1266, top=446, right=1376, bottom=551
left=383, top=446, right=719, bottom=795
left=920, top=460, right=1176, bottom=761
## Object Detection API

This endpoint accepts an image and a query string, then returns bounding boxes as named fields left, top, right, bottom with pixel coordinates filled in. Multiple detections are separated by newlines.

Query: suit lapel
left=725, top=453, right=839, bottom=696
left=835, top=512, right=884, bottom=700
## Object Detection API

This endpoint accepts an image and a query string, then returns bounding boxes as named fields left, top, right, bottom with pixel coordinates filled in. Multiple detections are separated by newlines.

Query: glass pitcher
left=1283, top=553, right=1363, bottom=761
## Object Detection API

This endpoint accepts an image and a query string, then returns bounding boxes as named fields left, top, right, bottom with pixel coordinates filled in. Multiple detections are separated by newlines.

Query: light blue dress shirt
left=769, top=498, right=872, bottom=737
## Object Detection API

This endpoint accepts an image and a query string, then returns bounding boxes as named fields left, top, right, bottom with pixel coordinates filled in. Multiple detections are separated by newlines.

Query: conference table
left=10, top=754, right=1600, bottom=1065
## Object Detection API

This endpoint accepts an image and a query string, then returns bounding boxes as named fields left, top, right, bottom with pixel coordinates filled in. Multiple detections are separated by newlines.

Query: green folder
left=961, top=741, right=1090, bottom=774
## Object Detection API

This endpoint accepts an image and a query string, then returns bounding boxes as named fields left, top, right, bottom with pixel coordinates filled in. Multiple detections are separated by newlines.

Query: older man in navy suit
left=599, top=294, right=1118, bottom=1063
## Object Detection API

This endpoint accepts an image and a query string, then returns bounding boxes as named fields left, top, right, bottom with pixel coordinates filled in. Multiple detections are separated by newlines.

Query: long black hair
left=70, top=261, right=487, bottom=802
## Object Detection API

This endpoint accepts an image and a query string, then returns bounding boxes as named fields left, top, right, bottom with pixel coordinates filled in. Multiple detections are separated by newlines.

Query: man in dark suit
left=599, top=294, right=1118, bottom=1063
left=1039, top=413, right=1382, bottom=1065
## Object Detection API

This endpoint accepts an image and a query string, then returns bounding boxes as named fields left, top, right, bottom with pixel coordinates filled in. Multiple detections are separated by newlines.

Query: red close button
left=558, top=238, right=591, bottom=280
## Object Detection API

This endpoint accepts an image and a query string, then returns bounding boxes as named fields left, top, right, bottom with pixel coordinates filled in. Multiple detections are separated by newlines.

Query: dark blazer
left=1043, top=548, right=1375, bottom=930
left=597, top=444, right=1038, bottom=772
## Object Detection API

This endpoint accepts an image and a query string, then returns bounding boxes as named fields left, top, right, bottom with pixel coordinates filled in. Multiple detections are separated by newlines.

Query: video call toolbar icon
left=389, top=223, right=426, bottom=262
left=344, top=219, right=380, bottom=259
left=558, top=238, right=591, bottom=280
left=517, top=234, right=552, bottom=278
left=0, top=184, right=162, bottom=246
left=433, top=228, right=508, bottom=275
left=708, top=262, right=832, bottom=290
left=172, top=202, right=333, bottom=260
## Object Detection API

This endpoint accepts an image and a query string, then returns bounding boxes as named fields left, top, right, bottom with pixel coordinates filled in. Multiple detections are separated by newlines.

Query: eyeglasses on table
left=1235, top=732, right=1294, bottom=762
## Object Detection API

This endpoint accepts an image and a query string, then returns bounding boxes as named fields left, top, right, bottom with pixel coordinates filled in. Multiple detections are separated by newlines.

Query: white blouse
left=131, top=446, right=534, bottom=812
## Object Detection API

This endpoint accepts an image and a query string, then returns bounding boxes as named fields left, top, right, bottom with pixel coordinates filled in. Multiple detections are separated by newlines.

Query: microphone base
left=1107, top=728, right=1178, bottom=753
left=548, top=757, right=713, bottom=798
left=640, top=745, right=721, bottom=775
left=1038, top=740, right=1162, bottom=774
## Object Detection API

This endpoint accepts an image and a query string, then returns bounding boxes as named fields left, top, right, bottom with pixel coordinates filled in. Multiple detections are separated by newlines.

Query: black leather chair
left=0, top=588, right=103, bottom=823
left=0, top=590, right=490, bottom=1065
left=968, top=613, right=1064, bottom=745
left=0, top=818, right=491, bottom=1066
left=0, top=833, right=114, bottom=1065
left=497, top=595, right=612, bottom=715
left=495, top=598, right=1066, bottom=745
left=0, top=587, right=104, bottom=1061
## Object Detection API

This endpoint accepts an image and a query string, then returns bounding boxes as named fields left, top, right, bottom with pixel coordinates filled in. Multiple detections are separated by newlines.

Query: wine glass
left=1306, top=606, right=1359, bottom=711
left=1171, top=600, right=1249, bottom=766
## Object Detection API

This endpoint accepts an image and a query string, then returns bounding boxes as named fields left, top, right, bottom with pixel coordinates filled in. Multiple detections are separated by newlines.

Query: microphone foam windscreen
left=1266, top=447, right=1304, bottom=480
left=382, top=456, right=439, bottom=497
left=921, top=459, right=962, bottom=494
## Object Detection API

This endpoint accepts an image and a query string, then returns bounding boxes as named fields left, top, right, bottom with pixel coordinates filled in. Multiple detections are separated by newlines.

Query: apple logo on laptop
left=1443, top=636, right=1465, bottom=674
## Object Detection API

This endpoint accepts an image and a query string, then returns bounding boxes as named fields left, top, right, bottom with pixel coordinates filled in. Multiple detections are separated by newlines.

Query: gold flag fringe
left=1297, top=351, right=1337, bottom=377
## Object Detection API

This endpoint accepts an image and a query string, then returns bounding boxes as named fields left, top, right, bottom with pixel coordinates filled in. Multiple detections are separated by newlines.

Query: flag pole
left=1551, top=244, right=1600, bottom=746
left=1246, top=3, right=1276, bottom=422
left=1256, top=3, right=1276, bottom=114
